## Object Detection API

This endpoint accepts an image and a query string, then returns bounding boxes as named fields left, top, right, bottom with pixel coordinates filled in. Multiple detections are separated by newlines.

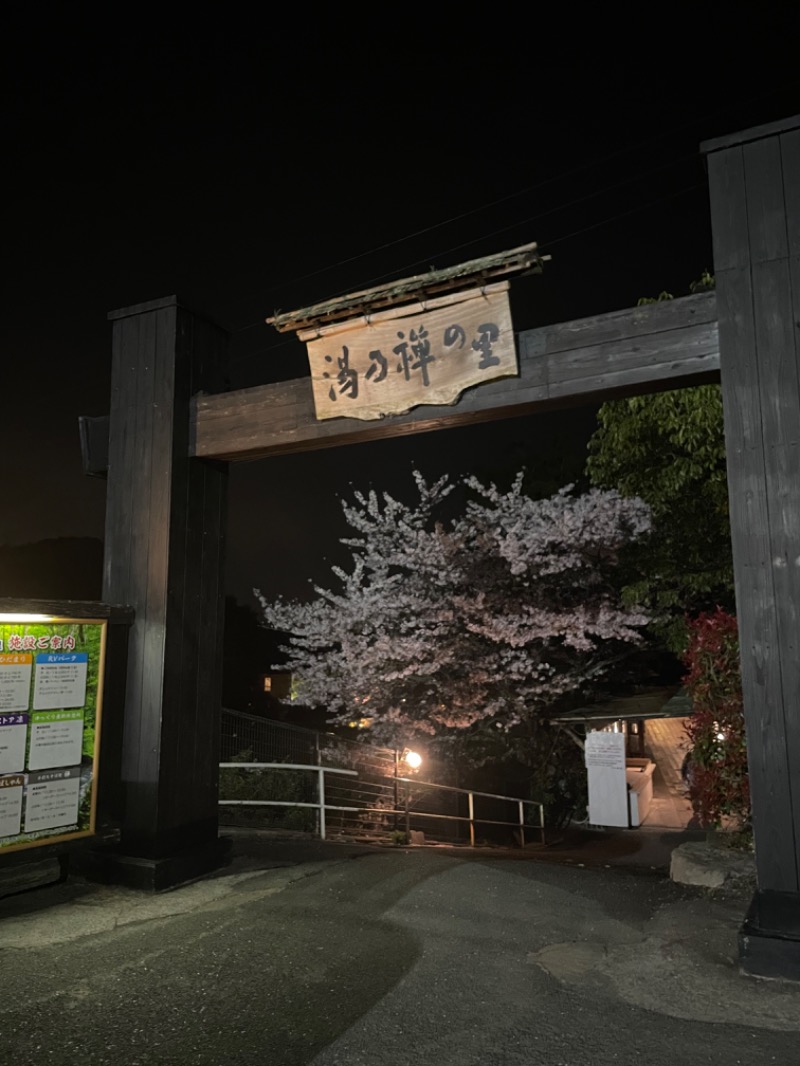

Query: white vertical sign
left=585, top=730, right=628, bottom=827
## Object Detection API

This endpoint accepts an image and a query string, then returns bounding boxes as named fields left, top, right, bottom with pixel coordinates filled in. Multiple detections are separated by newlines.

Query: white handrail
left=219, top=763, right=357, bottom=774
left=396, top=776, right=545, bottom=844
left=219, top=762, right=545, bottom=845
left=219, top=762, right=357, bottom=839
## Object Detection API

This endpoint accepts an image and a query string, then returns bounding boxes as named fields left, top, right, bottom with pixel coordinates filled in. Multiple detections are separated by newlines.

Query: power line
left=228, top=180, right=706, bottom=369
left=228, top=79, right=795, bottom=331
left=544, top=182, right=706, bottom=249
left=230, top=149, right=701, bottom=346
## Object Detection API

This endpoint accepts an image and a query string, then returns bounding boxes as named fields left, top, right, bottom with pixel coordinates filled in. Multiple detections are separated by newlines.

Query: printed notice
left=585, top=730, right=626, bottom=770
left=32, top=652, right=88, bottom=711
left=0, top=714, right=29, bottom=774
left=0, top=619, right=104, bottom=849
left=0, top=774, right=24, bottom=838
left=28, top=710, right=84, bottom=771
left=24, top=767, right=81, bottom=833
left=0, top=653, right=33, bottom=712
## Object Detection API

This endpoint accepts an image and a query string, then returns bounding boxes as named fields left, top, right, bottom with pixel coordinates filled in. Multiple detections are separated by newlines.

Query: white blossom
left=256, top=471, right=651, bottom=747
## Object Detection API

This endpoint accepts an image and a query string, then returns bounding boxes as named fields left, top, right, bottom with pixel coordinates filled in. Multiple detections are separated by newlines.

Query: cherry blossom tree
left=257, top=471, right=651, bottom=755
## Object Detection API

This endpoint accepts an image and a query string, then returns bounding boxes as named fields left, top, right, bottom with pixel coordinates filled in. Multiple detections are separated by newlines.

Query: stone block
left=670, top=840, right=755, bottom=889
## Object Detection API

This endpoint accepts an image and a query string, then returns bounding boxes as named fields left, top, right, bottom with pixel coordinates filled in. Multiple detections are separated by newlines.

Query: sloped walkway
left=2, top=835, right=798, bottom=1066
left=642, top=715, right=695, bottom=830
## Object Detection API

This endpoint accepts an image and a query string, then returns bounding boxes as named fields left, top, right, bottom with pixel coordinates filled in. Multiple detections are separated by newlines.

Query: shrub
left=682, top=609, right=750, bottom=831
left=219, top=750, right=317, bottom=832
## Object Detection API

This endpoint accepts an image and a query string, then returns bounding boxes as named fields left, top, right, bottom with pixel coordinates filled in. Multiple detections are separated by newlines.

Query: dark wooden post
left=103, top=296, right=229, bottom=889
left=703, top=116, right=800, bottom=979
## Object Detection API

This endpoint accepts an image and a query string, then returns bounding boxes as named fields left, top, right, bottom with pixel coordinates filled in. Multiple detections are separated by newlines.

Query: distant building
left=259, top=670, right=293, bottom=700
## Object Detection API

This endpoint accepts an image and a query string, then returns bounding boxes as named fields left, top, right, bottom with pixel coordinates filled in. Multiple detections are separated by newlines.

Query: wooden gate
left=102, top=116, right=799, bottom=978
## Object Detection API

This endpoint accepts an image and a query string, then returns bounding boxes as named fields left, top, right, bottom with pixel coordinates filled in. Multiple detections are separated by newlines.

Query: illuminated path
left=1, top=845, right=797, bottom=1064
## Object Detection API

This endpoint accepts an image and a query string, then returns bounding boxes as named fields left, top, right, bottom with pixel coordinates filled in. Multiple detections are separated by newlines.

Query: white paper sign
left=585, top=730, right=629, bottom=827
left=24, top=767, right=81, bottom=833
left=0, top=774, right=24, bottom=837
left=585, top=730, right=626, bottom=769
left=28, top=710, right=84, bottom=771
left=0, top=714, right=29, bottom=774
left=0, top=653, right=33, bottom=711
left=33, top=653, right=88, bottom=710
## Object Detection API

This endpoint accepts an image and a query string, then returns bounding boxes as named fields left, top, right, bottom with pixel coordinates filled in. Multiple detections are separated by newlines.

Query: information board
left=0, top=615, right=106, bottom=853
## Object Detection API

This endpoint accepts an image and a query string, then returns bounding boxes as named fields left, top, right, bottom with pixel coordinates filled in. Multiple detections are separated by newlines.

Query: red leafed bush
left=682, top=608, right=750, bottom=830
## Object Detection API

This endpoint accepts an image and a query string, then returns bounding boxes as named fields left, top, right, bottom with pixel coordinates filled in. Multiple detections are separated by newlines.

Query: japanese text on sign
left=0, top=617, right=106, bottom=853
left=302, top=283, right=517, bottom=422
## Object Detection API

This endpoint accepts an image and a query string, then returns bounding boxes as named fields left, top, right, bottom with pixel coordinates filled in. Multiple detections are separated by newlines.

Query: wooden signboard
left=300, top=281, right=517, bottom=421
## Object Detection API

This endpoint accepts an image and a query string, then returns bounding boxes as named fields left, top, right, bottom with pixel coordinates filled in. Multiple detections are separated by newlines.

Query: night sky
left=3, top=11, right=798, bottom=607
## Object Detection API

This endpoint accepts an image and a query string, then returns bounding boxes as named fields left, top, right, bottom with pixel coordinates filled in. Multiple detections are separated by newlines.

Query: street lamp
left=402, top=749, right=422, bottom=772
left=393, top=748, right=424, bottom=834
left=395, top=748, right=424, bottom=842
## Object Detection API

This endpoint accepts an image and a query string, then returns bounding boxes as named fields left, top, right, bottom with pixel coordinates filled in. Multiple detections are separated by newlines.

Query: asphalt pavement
left=0, top=831, right=798, bottom=1065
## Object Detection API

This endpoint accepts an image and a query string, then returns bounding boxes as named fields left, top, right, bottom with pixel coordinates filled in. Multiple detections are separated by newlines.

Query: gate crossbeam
left=191, top=292, right=719, bottom=462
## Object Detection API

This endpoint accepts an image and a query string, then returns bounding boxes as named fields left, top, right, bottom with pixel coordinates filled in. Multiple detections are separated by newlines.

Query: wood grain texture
left=269, top=242, right=541, bottom=333
left=701, top=114, right=800, bottom=155
left=717, top=264, right=794, bottom=891
left=193, top=292, right=719, bottom=461
left=784, top=128, right=800, bottom=259
left=0, top=599, right=133, bottom=621
left=707, top=122, right=800, bottom=894
left=103, top=299, right=229, bottom=860
left=305, top=284, right=516, bottom=422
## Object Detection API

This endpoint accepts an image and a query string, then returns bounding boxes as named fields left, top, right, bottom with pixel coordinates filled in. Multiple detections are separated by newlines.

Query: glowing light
left=0, top=613, right=54, bottom=623
left=403, top=749, right=422, bottom=770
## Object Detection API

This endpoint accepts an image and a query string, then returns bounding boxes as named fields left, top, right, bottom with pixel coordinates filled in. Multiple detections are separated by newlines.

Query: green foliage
left=82, top=725, right=96, bottom=758
left=637, top=290, right=675, bottom=305
left=450, top=719, right=587, bottom=829
left=586, top=279, right=733, bottom=651
left=78, top=783, right=92, bottom=831
left=683, top=609, right=750, bottom=833
left=634, top=270, right=715, bottom=307
left=219, top=750, right=317, bottom=832
left=690, top=270, right=716, bottom=294
left=531, top=731, right=588, bottom=830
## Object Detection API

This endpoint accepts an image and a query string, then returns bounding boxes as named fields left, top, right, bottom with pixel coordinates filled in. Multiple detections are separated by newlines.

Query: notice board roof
left=267, top=242, right=545, bottom=335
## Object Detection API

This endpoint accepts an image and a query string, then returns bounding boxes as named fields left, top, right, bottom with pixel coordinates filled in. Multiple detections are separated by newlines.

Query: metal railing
left=390, top=777, right=545, bottom=847
left=219, top=762, right=358, bottom=840
left=219, top=761, right=545, bottom=847
left=220, top=711, right=399, bottom=826
left=221, top=710, right=320, bottom=765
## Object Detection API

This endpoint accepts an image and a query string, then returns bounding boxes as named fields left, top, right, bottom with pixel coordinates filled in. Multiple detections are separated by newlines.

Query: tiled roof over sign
left=266, top=242, right=545, bottom=335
